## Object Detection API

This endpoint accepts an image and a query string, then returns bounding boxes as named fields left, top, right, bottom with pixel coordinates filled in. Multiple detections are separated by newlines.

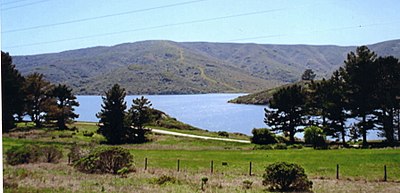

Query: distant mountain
left=12, top=39, right=400, bottom=95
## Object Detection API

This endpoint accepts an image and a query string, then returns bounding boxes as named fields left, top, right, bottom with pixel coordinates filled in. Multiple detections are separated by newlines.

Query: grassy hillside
left=228, top=81, right=310, bottom=105
left=12, top=39, right=400, bottom=95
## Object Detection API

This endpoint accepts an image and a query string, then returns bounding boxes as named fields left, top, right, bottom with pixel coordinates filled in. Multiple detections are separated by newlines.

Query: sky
left=1, top=0, right=400, bottom=55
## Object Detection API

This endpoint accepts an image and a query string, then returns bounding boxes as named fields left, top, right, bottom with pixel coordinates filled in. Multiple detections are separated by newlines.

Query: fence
left=140, top=157, right=394, bottom=181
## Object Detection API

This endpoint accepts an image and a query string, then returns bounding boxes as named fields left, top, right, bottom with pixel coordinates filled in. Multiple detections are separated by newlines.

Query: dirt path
left=150, top=128, right=251, bottom=143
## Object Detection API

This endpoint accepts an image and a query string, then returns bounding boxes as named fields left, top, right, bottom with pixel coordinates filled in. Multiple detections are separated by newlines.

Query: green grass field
left=3, top=122, right=400, bottom=192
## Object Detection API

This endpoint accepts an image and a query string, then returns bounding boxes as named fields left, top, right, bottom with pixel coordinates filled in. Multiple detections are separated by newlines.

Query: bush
left=251, top=128, right=277, bottom=145
left=217, top=131, right=229, bottom=138
left=304, top=126, right=326, bottom=149
left=253, top=144, right=274, bottom=150
left=263, top=162, right=313, bottom=192
left=41, top=146, right=63, bottom=163
left=6, top=145, right=41, bottom=165
left=290, top=144, right=303, bottom=149
left=6, top=145, right=63, bottom=165
left=274, top=143, right=288, bottom=150
left=154, top=175, right=177, bottom=185
left=74, top=146, right=133, bottom=174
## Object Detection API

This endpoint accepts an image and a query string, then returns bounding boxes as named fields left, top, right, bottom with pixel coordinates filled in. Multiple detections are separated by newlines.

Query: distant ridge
left=13, top=39, right=400, bottom=95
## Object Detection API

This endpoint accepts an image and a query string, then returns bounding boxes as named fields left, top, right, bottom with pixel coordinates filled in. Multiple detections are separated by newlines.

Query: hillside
left=228, top=81, right=311, bottom=105
left=12, top=39, right=400, bottom=95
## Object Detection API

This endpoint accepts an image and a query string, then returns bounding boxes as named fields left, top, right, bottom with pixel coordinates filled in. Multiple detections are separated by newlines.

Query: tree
left=97, top=84, right=129, bottom=144
left=373, top=56, right=400, bottom=145
left=309, top=71, right=348, bottom=144
left=304, top=126, right=326, bottom=149
left=1, top=51, right=25, bottom=132
left=127, top=96, right=152, bottom=143
left=250, top=128, right=278, bottom=145
left=47, top=84, right=79, bottom=130
left=264, top=85, right=307, bottom=143
left=23, top=73, right=53, bottom=127
left=301, top=69, right=316, bottom=81
left=341, top=46, right=378, bottom=147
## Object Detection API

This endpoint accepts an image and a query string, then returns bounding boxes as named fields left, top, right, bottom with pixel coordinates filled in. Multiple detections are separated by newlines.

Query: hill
left=12, top=39, right=400, bottom=95
left=228, top=81, right=311, bottom=105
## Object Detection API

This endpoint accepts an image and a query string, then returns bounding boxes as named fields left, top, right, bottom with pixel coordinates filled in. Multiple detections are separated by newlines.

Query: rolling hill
left=12, top=39, right=400, bottom=95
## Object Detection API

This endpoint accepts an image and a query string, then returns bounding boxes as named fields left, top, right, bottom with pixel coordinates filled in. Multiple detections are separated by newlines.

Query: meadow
left=3, top=122, right=400, bottom=192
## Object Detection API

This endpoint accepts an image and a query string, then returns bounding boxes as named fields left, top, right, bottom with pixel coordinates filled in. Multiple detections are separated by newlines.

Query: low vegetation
left=263, top=162, right=313, bottom=192
left=74, top=146, right=133, bottom=174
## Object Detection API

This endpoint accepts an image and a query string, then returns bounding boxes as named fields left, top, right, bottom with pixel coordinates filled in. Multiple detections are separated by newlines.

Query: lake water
left=76, top=94, right=382, bottom=139
left=76, top=94, right=266, bottom=135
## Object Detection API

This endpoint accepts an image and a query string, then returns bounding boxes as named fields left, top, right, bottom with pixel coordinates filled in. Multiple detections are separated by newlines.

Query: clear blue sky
left=1, top=0, right=400, bottom=55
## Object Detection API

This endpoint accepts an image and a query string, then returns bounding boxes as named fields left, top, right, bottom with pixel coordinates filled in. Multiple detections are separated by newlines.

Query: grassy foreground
left=3, top=122, right=400, bottom=192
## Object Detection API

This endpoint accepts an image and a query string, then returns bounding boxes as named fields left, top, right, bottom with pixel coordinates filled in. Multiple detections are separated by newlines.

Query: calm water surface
left=76, top=94, right=266, bottom=135
left=76, top=94, right=382, bottom=139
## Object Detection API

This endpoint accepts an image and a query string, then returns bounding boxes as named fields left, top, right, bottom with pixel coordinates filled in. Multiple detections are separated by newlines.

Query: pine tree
left=97, top=84, right=128, bottom=144
left=264, top=85, right=306, bottom=143
left=47, top=84, right=80, bottom=130
left=23, top=73, right=53, bottom=127
left=1, top=51, right=25, bottom=132
left=341, top=46, right=377, bottom=147
left=373, top=56, right=400, bottom=145
left=127, top=96, right=152, bottom=143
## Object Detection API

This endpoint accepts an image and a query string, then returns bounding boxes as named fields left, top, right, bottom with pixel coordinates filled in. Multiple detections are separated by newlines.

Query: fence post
left=210, top=160, right=214, bottom=174
left=336, top=164, right=339, bottom=180
left=384, top=165, right=387, bottom=181
left=177, top=159, right=180, bottom=172
left=145, top=157, right=148, bottom=171
left=249, top=161, right=252, bottom=176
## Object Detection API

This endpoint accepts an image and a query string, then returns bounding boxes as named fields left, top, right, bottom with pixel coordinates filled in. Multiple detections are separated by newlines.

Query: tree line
left=265, top=46, right=400, bottom=146
left=2, top=51, right=152, bottom=144
left=2, top=51, right=79, bottom=131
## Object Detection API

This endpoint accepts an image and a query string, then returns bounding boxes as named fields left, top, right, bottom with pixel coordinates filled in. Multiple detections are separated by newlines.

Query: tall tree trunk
left=383, top=109, right=394, bottom=145
left=340, top=123, right=346, bottom=146
left=362, top=115, right=368, bottom=147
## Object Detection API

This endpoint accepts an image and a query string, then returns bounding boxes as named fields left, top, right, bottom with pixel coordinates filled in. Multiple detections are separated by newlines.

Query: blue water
left=76, top=94, right=266, bottom=135
left=75, top=94, right=383, bottom=139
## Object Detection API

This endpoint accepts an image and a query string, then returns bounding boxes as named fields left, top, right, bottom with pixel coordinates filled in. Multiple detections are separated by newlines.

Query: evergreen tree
left=47, top=84, right=80, bottom=130
left=301, top=69, right=316, bottom=81
left=97, top=84, right=128, bottom=144
left=1, top=51, right=25, bottom=132
left=23, top=73, right=53, bottom=127
left=373, top=56, right=400, bottom=144
left=127, top=96, right=152, bottom=143
left=341, top=46, right=377, bottom=147
left=264, top=85, right=306, bottom=143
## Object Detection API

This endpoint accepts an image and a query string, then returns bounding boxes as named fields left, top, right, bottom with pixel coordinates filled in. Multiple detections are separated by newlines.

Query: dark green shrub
left=154, top=175, right=177, bottom=185
left=274, top=143, right=288, bottom=150
left=253, top=144, right=274, bottom=150
left=251, top=128, right=277, bottom=145
left=217, top=131, right=229, bottom=138
left=41, top=146, right=63, bottom=163
left=6, top=145, right=63, bottom=165
left=6, top=145, right=41, bottom=165
left=263, top=162, right=312, bottom=192
left=290, top=144, right=303, bottom=149
left=74, top=146, right=133, bottom=174
left=275, top=135, right=290, bottom=143
left=83, top=131, right=94, bottom=137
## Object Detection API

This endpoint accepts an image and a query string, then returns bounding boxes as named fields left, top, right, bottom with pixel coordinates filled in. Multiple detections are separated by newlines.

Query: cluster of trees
left=2, top=51, right=79, bottom=132
left=97, top=84, right=152, bottom=144
left=265, top=46, right=400, bottom=146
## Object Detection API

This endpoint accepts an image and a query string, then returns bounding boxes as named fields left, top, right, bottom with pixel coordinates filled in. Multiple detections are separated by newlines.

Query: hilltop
left=13, top=39, right=400, bottom=95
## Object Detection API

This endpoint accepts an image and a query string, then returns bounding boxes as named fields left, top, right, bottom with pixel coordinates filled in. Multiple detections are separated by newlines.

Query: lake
left=76, top=94, right=383, bottom=139
left=76, top=94, right=266, bottom=135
